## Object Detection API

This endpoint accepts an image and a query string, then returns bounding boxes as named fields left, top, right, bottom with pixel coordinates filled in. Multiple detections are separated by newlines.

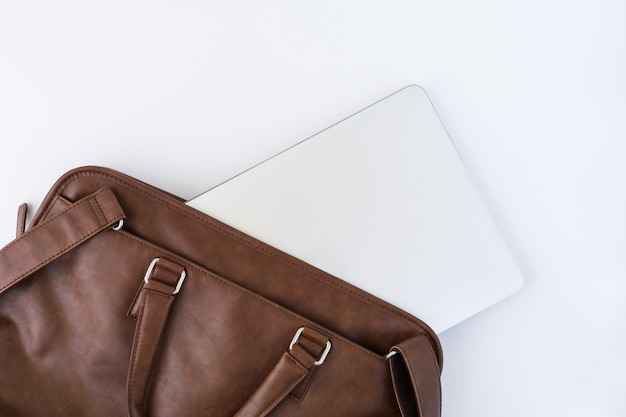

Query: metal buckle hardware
left=143, top=257, right=187, bottom=295
left=289, top=327, right=332, bottom=366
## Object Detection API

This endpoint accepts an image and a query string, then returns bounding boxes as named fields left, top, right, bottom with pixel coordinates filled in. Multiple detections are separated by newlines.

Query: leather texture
left=233, top=328, right=329, bottom=417
left=0, top=166, right=443, bottom=417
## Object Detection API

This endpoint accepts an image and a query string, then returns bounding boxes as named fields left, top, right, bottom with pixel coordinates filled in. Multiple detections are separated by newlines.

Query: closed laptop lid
left=187, top=86, right=523, bottom=333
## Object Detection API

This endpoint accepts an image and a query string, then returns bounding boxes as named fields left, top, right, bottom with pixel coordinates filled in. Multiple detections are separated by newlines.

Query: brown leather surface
left=390, top=336, right=442, bottom=417
left=0, top=166, right=442, bottom=417
left=127, top=258, right=185, bottom=417
left=0, top=187, right=125, bottom=295
left=233, top=327, right=331, bottom=417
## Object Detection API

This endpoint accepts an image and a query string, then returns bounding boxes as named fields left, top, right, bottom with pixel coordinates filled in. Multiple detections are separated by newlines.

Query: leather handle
left=389, top=335, right=442, bottom=417
left=127, top=289, right=175, bottom=417
left=126, top=299, right=440, bottom=417
left=0, top=187, right=125, bottom=295
left=234, top=327, right=330, bottom=417
left=233, top=350, right=311, bottom=417
left=126, top=258, right=186, bottom=417
left=234, top=329, right=442, bottom=417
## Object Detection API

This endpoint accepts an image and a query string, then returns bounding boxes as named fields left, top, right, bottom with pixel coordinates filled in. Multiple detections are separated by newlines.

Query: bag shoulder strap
left=389, top=336, right=442, bottom=417
left=0, top=187, right=125, bottom=295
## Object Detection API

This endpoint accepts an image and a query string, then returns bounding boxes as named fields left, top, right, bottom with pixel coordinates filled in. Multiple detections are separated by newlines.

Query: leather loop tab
left=234, top=327, right=330, bottom=417
left=389, top=336, right=442, bottom=417
left=0, top=187, right=125, bottom=296
left=16, top=203, right=28, bottom=238
left=128, top=258, right=187, bottom=319
left=126, top=258, right=185, bottom=417
left=234, top=352, right=309, bottom=417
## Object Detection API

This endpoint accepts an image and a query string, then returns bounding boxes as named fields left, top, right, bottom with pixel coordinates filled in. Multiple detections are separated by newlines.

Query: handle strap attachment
left=233, top=327, right=331, bottom=417
left=0, top=187, right=125, bottom=296
left=126, top=257, right=187, bottom=417
left=389, top=336, right=442, bottom=417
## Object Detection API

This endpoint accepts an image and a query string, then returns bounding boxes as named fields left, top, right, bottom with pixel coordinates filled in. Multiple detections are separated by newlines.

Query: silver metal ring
left=289, top=327, right=332, bottom=366
left=143, top=257, right=187, bottom=295
left=112, top=219, right=124, bottom=231
left=385, top=350, right=398, bottom=360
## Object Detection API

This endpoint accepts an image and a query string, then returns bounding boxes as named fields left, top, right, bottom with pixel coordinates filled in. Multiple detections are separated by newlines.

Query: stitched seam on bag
left=260, top=354, right=308, bottom=417
left=116, top=231, right=386, bottom=364
left=42, top=170, right=441, bottom=359
left=0, top=231, right=92, bottom=293
left=41, top=170, right=440, bottom=359
left=0, top=193, right=112, bottom=294
left=44, top=172, right=396, bottom=306
left=1, top=188, right=108, bottom=254
left=89, top=199, right=104, bottom=225
left=155, top=263, right=184, bottom=277
left=32, top=186, right=109, bottom=232
left=91, top=192, right=109, bottom=224
left=46, top=172, right=417, bottom=319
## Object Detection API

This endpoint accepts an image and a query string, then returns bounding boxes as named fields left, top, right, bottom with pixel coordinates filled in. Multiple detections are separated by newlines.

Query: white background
left=1, top=2, right=624, bottom=416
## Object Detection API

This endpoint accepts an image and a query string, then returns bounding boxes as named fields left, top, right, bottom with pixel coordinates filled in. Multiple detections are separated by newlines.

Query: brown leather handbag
left=0, top=166, right=442, bottom=417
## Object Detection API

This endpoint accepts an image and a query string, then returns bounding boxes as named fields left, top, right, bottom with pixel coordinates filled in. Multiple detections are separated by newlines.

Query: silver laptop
left=187, top=86, right=523, bottom=333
